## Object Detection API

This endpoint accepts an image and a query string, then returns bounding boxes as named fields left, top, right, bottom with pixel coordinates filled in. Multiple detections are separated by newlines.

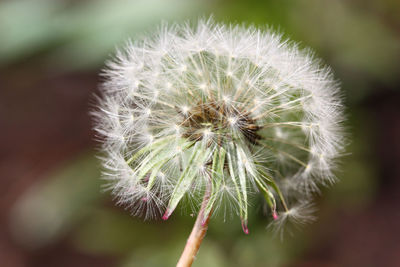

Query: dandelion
left=93, top=18, right=345, bottom=267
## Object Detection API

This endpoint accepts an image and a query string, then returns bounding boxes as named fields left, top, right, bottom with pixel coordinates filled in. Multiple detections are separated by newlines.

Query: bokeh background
left=1, top=0, right=400, bottom=266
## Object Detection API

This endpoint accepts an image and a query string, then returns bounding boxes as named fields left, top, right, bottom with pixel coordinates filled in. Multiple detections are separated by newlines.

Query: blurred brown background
left=1, top=0, right=400, bottom=266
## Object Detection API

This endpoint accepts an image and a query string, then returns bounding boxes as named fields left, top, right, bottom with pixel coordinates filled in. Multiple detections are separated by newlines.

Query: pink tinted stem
left=176, top=185, right=212, bottom=267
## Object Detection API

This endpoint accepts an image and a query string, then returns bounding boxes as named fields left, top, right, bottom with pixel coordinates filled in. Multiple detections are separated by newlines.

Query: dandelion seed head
left=179, top=64, right=187, bottom=72
left=269, top=201, right=317, bottom=239
left=203, top=128, right=212, bottom=137
left=181, top=105, right=190, bottom=114
left=228, top=116, right=237, bottom=126
left=93, top=18, right=345, bottom=232
left=222, top=95, right=231, bottom=103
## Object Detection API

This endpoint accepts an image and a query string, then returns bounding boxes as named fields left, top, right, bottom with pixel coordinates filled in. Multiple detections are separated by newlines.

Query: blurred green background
left=1, top=0, right=400, bottom=266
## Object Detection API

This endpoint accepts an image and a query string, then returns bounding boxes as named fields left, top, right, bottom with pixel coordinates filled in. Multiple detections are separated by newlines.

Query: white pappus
left=93, top=18, right=345, bottom=234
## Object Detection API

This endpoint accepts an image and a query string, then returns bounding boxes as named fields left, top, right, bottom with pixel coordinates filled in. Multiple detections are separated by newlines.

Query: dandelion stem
left=177, top=182, right=212, bottom=267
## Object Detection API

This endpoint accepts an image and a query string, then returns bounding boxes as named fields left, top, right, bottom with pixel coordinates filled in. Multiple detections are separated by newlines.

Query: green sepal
left=126, top=135, right=175, bottom=165
left=253, top=175, right=277, bottom=214
left=202, top=147, right=226, bottom=224
left=257, top=168, right=289, bottom=212
left=133, top=138, right=191, bottom=184
left=163, top=142, right=210, bottom=220
left=235, top=145, right=249, bottom=227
